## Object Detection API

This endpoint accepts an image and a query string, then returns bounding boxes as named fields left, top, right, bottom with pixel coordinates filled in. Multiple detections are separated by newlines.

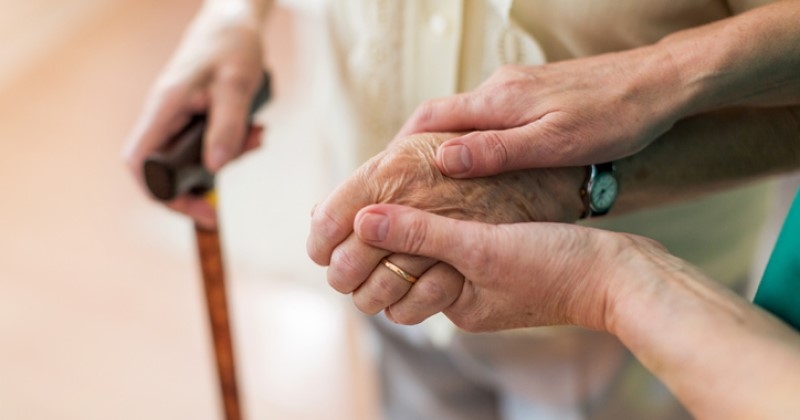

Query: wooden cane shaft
left=195, top=224, right=242, bottom=420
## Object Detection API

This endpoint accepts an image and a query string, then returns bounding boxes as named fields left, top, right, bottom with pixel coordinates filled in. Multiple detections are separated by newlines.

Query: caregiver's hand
left=395, top=47, right=688, bottom=178
left=307, top=132, right=585, bottom=323
left=123, top=1, right=267, bottom=228
left=398, top=1, right=800, bottom=180
left=352, top=203, right=643, bottom=331
left=354, top=203, right=800, bottom=420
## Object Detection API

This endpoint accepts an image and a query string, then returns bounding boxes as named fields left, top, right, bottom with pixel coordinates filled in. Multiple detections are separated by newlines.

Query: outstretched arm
left=395, top=1, right=800, bottom=188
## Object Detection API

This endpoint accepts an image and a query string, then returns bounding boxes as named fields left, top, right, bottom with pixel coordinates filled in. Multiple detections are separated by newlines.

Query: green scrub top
left=754, top=189, right=800, bottom=331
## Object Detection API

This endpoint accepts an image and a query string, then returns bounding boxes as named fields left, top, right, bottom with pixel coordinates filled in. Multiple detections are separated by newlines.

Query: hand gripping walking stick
left=142, top=74, right=271, bottom=420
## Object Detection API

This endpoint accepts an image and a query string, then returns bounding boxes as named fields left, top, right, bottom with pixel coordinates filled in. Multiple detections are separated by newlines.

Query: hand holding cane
left=141, top=73, right=271, bottom=420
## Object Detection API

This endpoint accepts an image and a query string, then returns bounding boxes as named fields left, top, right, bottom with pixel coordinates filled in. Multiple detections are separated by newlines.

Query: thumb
left=435, top=123, right=572, bottom=178
left=354, top=204, right=488, bottom=266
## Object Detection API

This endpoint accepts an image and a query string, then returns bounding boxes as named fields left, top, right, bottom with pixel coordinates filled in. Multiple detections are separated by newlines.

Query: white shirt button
left=429, top=14, right=449, bottom=36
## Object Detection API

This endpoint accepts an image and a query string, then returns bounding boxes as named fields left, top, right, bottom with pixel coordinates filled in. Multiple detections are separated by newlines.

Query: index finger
left=393, top=93, right=482, bottom=140
left=203, top=71, right=258, bottom=171
left=307, top=165, right=377, bottom=266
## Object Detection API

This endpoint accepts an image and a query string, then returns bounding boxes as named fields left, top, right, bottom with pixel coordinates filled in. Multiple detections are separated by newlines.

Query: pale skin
left=125, top=1, right=800, bottom=416
left=348, top=203, right=800, bottom=420
left=308, top=108, right=800, bottom=324
left=309, top=0, right=800, bottom=317
left=307, top=2, right=800, bottom=417
left=393, top=0, right=800, bottom=177
left=123, top=0, right=273, bottom=228
left=308, top=132, right=586, bottom=323
left=123, top=0, right=800, bottom=221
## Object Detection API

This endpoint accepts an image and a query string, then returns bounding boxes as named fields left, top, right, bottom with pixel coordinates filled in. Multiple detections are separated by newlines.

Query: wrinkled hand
left=307, top=132, right=584, bottom=324
left=396, top=46, right=690, bottom=178
left=354, top=205, right=800, bottom=420
left=123, top=7, right=266, bottom=227
left=352, top=203, right=658, bottom=332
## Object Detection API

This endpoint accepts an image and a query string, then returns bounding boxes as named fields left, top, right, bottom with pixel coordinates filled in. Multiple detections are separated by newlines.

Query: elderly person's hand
left=123, top=1, right=268, bottom=228
left=351, top=203, right=800, bottom=420
left=307, top=132, right=585, bottom=323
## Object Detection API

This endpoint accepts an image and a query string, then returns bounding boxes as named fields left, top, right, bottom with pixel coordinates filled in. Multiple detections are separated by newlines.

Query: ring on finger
left=380, top=258, right=418, bottom=284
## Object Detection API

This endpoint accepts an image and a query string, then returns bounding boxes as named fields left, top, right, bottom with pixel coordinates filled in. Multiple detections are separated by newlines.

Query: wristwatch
left=579, top=162, right=619, bottom=219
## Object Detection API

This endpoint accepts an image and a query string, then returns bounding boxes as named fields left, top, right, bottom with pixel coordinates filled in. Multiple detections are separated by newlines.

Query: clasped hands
left=307, top=132, right=639, bottom=332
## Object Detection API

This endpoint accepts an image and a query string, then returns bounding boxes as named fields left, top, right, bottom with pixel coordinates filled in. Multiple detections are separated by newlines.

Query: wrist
left=550, top=166, right=589, bottom=222
left=600, top=236, right=671, bottom=339
left=656, top=27, right=733, bottom=116
left=560, top=229, right=645, bottom=332
left=623, top=43, right=700, bottom=127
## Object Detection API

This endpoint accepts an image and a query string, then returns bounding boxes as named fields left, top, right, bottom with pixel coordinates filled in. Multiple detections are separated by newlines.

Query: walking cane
left=141, top=74, right=271, bottom=420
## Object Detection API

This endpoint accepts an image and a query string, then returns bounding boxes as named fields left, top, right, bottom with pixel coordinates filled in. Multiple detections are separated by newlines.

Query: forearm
left=612, top=105, right=800, bottom=215
left=605, top=2, right=800, bottom=214
left=659, top=0, right=800, bottom=114
left=608, top=250, right=800, bottom=419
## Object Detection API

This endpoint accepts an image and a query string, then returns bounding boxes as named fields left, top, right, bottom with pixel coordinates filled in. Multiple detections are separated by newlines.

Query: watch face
left=590, top=173, right=619, bottom=212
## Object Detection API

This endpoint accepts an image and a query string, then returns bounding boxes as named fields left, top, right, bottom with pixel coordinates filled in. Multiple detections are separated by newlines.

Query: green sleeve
left=754, top=188, right=800, bottom=331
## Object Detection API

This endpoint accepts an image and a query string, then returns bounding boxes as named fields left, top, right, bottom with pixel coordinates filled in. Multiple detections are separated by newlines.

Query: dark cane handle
left=142, top=72, right=272, bottom=201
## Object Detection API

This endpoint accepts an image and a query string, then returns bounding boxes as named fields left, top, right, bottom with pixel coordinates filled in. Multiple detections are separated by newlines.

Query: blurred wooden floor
left=0, top=1, right=377, bottom=419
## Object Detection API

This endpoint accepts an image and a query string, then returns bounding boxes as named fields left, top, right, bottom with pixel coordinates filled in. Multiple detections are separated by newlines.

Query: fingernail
left=440, top=144, right=472, bottom=175
left=358, top=212, right=389, bottom=242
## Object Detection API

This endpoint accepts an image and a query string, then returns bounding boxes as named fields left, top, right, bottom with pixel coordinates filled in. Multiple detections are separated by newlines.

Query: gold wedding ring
left=380, top=258, right=418, bottom=284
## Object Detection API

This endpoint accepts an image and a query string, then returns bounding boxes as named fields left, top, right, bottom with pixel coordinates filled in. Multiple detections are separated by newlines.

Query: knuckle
left=311, top=208, right=347, bottom=247
left=481, top=131, right=511, bottom=172
left=494, top=64, right=524, bottom=83
left=353, top=280, right=396, bottom=315
left=352, top=295, right=381, bottom=315
left=461, top=243, right=484, bottom=269
left=414, top=279, right=450, bottom=307
left=216, top=67, right=255, bottom=94
left=390, top=308, right=424, bottom=326
left=326, top=272, right=352, bottom=294
left=408, top=99, right=438, bottom=130
left=493, top=64, right=515, bottom=80
left=401, top=217, right=429, bottom=255
left=327, top=249, right=362, bottom=293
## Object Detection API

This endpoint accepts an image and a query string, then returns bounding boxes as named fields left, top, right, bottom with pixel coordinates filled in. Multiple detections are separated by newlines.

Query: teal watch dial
left=590, top=171, right=619, bottom=214
left=580, top=162, right=618, bottom=218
